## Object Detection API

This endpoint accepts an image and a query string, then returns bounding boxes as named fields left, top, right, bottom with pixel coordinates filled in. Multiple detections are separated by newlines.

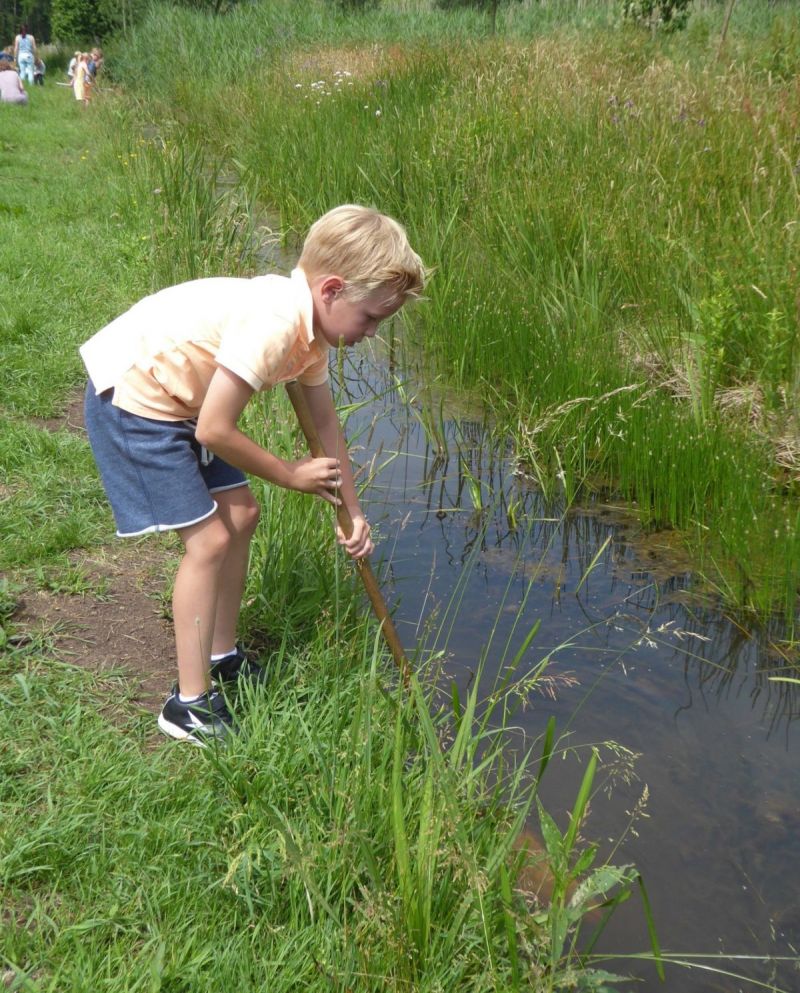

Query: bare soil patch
left=29, top=388, right=87, bottom=435
left=15, top=542, right=179, bottom=713
left=9, top=391, right=183, bottom=715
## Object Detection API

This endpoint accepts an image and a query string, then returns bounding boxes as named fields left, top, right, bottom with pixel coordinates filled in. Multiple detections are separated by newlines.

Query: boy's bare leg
left=210, top=486, right=260, bottom=655
left=173, top=514, right=233, bottom=697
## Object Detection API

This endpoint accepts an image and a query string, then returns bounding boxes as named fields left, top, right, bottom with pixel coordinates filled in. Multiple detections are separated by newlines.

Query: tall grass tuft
left=1, top=605, right=652, bottom=989
left=0, top=51, right=667, bottom=993
left=105, top=0, right=800, bottom=622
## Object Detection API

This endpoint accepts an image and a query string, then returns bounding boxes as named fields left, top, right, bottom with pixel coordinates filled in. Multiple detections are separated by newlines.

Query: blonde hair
left=299, top=204, right=427, bottom=304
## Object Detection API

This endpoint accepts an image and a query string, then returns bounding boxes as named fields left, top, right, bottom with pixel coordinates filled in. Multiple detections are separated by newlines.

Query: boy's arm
left=196, top=366, right=343, bottom=504
left=299, top=381, right=374, bottom=560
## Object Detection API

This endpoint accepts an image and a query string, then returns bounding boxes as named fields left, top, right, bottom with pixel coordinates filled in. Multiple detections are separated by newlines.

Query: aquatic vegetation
left=105, top=0, right=800, bottom=619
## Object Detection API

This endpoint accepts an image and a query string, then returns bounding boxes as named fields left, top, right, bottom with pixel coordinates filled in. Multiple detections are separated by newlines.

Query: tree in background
left=1, top=0, right=51, bottom=46
left=49, top=0, right=235, bottom=45
left=622, top=0, right=694, bottom=31
left=51, top=0, right=116, bottom=43
left=433, top=0, right=522, bottom=34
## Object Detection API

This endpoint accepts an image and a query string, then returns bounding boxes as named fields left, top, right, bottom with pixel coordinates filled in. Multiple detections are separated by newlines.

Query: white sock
left=178, top=691, right=204, bottom=703
left=211, top=647, right=237, bottom=662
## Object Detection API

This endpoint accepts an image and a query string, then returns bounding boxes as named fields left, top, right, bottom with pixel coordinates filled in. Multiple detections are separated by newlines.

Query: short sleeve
left=215, top=278, right=302, bottom=390
left=297, top=352, right=329, bottom=387
left=215, top=311, right=297, bottom=391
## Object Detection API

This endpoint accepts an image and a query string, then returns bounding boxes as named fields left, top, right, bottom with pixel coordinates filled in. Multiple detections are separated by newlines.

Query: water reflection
left=335, top=343, right=800, bottom=992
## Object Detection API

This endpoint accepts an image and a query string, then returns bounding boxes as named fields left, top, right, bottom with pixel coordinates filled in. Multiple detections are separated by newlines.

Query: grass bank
left=1, top=76, right=654, bottom=992
left=106, top=0, right=800, bottom=625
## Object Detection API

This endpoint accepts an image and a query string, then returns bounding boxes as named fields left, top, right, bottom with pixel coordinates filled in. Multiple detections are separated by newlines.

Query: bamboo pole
left=285, top=380, right=410, bottom=680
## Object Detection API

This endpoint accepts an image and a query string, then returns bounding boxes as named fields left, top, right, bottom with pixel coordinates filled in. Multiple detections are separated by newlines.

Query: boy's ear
left=319, top=275, right=345, bottom=303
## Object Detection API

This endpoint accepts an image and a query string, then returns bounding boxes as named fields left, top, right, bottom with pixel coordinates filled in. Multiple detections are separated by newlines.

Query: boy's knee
left=236, top=498, right=260, bottom=538
left=218, top=490, right=260, bottom=539
left=185, top=518, right=232, bottom=564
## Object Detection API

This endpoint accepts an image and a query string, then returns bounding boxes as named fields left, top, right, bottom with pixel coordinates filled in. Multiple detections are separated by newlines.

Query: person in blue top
left=14, top=25, right=38, bottom=86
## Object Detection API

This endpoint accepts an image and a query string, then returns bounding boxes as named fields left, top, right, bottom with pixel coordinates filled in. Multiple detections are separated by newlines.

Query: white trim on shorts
left=113, top=477, right=251, bottom=536
left=208, top=480, right=251, bottom=495
left=115, top=502, right=219, bottom=538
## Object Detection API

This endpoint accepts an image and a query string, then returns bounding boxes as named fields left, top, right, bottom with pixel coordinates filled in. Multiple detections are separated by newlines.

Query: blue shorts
left=84, top=384, right=248, bottom=537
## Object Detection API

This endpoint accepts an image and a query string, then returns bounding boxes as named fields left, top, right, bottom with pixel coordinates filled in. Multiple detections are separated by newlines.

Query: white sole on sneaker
left=157, top=713, right=208, bottom=746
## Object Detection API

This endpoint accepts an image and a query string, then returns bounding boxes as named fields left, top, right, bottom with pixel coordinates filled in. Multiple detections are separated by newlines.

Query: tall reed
left=107, top=0, right=799, bottom=622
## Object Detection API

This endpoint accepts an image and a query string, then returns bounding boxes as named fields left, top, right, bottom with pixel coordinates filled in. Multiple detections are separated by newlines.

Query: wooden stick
left=285, top=380, right=410, bottom=679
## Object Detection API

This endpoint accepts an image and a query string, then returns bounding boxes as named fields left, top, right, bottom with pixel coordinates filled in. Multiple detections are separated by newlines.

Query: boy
left=80, top=205, right=427, bottom=745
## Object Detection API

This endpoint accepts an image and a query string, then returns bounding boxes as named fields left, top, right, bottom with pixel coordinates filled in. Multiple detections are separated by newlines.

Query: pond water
left=336, top=344, right=800, bottom=993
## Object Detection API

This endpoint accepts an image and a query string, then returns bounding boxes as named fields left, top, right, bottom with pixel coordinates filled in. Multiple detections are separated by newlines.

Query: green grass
left=102, top=0, right=800, bottom=623
left=0, top=88, right=142, bottom=573
left=2, top=611, right=655, bottom=992
left=0, top=62, right=652, bottom=993
left=3, top=39, right=796, bottom=988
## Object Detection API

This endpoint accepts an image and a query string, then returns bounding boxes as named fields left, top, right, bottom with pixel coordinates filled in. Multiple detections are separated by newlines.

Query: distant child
left=73, top=52, right=90, bottom=106
left=33, top=58, right=45, bottom=85
left=89, top=47, right=104, bottom=85
left=67, top=51, right=80, bottom=82
left=80, top=205, right=427, bottom=745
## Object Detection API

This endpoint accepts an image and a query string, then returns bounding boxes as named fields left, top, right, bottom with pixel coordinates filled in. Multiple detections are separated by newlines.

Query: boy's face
left=312, top=276, right=402, bottom=347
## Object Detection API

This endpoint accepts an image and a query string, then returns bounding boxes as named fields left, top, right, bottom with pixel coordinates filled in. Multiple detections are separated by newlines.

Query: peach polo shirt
left=79, top=268, right=328, bottom=421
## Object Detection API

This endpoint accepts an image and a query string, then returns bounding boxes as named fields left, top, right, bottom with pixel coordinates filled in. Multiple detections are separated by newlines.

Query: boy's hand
left=288, top=455, right=343, bottom=505
left=338, top=514, right=374, bottom=560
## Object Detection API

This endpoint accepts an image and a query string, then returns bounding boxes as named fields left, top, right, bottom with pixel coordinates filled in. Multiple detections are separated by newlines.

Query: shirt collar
left=291, top=267, right=317, bottom=347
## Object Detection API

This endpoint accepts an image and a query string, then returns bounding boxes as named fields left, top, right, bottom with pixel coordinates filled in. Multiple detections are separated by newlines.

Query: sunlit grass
left=3, top=7, right=799, bottom=991
left=106, top=0, right=800, bottom=622
left=0, top=66, right=652, bottom=993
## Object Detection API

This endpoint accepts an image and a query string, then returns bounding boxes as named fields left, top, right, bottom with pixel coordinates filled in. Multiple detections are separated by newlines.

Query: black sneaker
left=210, top=646, right=267, bottom=689
left=157, top=686, right=235, bottom=746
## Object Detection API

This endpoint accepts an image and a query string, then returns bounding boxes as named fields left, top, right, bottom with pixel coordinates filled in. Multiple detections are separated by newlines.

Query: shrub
left=622, top=0, right=693, bottom=31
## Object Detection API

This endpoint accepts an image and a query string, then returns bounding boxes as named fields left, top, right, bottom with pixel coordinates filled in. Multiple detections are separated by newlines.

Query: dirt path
left=14, top=393, right=179, bottom=713
left=17, top=543, right=178, bottom=713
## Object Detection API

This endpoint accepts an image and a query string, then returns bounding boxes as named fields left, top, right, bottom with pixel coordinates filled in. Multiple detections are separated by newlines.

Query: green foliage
left=0, top=88, right=156, bottom=570
left=0, top=579, right=21, bottom=650
left=681, top=272, right=742, bottom=428
left=51, top=0, right=106, bottom=42
left=108, top=131, right=258, bottom=288
left=433, top=0, right=522, bottom=13
left=102, top=0, right=800, bottom=618
left=533, top=754, right=657, bottom=992
left=0, top=1, right=51, bottom=44
left=50, top=0, right=151, bottom=42
left=763, top=12, right=800, bottom=79
left=621, top=0, right=693, bottom=31
left=760, top=308, right=793, bottom=410
left=327, top=0, right=381, bottom=12
left=172, top=0, right=241, bottom=12
left=0, top=601, right=639, bottom=990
